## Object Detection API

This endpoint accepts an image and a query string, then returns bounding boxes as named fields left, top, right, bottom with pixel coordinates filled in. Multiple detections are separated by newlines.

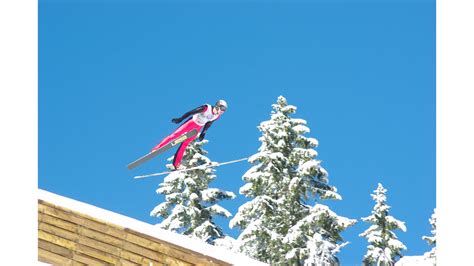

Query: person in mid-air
left=151, top=100, right=228, bottom=170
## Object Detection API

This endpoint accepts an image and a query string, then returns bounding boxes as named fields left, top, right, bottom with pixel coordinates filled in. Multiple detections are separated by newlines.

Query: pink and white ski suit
left=152, top=104, right=221, bottom=168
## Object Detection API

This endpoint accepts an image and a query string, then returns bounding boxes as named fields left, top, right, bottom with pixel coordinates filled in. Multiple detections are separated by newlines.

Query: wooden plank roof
left=38, top=189, right=267, bottom=266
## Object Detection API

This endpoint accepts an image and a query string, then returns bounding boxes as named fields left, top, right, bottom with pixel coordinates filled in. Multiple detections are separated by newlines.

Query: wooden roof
left=38, top=189, right=266, bottom=266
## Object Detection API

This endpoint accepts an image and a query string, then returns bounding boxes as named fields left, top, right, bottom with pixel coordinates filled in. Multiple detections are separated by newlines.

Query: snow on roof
left=38, top=189, right=267, bottom=266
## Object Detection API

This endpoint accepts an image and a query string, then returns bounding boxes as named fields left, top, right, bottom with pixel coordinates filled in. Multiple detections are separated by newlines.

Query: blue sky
left=39, top=0, right=435, bottom=263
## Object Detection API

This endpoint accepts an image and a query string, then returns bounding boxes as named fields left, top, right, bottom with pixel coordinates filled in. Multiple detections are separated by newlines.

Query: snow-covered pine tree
left=230, top=96, right=356, bottom=265
left=150, top=140, right=236, bottom=245
left=284, top=204, right=356, bottom=266
left=360, top=183, right=407, bottom=266
left=422, top=208, right=436, bottom=261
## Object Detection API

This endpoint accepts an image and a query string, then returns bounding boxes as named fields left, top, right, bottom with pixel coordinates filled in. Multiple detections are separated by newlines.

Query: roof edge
left=38, top=189, right=266, bottom=266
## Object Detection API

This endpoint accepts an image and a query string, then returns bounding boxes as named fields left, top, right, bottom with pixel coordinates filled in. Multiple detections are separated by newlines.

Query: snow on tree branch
left=231, top=96, right=355, bottom=265
left=360, top=183, right=407, bottom=265
left=150, top=140, right=235, bottom=245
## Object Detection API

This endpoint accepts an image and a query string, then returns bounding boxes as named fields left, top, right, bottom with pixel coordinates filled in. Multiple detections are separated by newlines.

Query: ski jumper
left=152, top=104, right=220, bottom=168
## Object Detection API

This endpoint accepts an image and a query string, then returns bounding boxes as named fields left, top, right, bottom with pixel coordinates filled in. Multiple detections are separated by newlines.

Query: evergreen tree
left=360, top=183, right=407, bottom=266
left=422, top=208, right=436, bottom=261
left=284, top=204, right=356, bottom=266
left=150, top=140, right=235, bottom=245
left=230, top=96, right=355, bottom=265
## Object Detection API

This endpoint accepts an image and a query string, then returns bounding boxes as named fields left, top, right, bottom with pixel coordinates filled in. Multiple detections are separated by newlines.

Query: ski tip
left=127, top=161, right=140, bottom=170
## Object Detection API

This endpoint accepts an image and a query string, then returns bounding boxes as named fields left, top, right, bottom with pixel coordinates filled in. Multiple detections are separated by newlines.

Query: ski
left=127, top=129, right=198, bottom=170
left=133, top=157, right=248, bottom=179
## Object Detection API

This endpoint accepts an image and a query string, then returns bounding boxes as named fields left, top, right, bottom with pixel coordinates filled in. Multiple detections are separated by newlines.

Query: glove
left=198, top=133, right=205, bottom=141
left=171, top=118, right=182, bottom=124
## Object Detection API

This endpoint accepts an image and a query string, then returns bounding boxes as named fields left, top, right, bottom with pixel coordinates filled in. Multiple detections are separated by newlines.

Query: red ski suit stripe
left=151, top=119, right=202, bottom=168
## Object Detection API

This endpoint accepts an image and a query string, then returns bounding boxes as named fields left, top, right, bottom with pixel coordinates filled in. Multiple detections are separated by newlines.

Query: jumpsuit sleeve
left=173, top=105, right=207, bottom=122
left=198, top=120, right=214, bottom=141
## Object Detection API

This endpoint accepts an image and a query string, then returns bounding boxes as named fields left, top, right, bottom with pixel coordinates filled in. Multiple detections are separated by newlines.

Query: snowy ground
left=395, top=255, right=435, bottom=266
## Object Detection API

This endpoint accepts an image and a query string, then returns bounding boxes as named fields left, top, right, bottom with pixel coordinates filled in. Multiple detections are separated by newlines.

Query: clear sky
left=39, top=0, right=435, bottom=264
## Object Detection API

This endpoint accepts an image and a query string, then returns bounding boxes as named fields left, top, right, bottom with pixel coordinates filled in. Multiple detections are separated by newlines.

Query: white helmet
left=215, top=99, right=228, bottom=111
